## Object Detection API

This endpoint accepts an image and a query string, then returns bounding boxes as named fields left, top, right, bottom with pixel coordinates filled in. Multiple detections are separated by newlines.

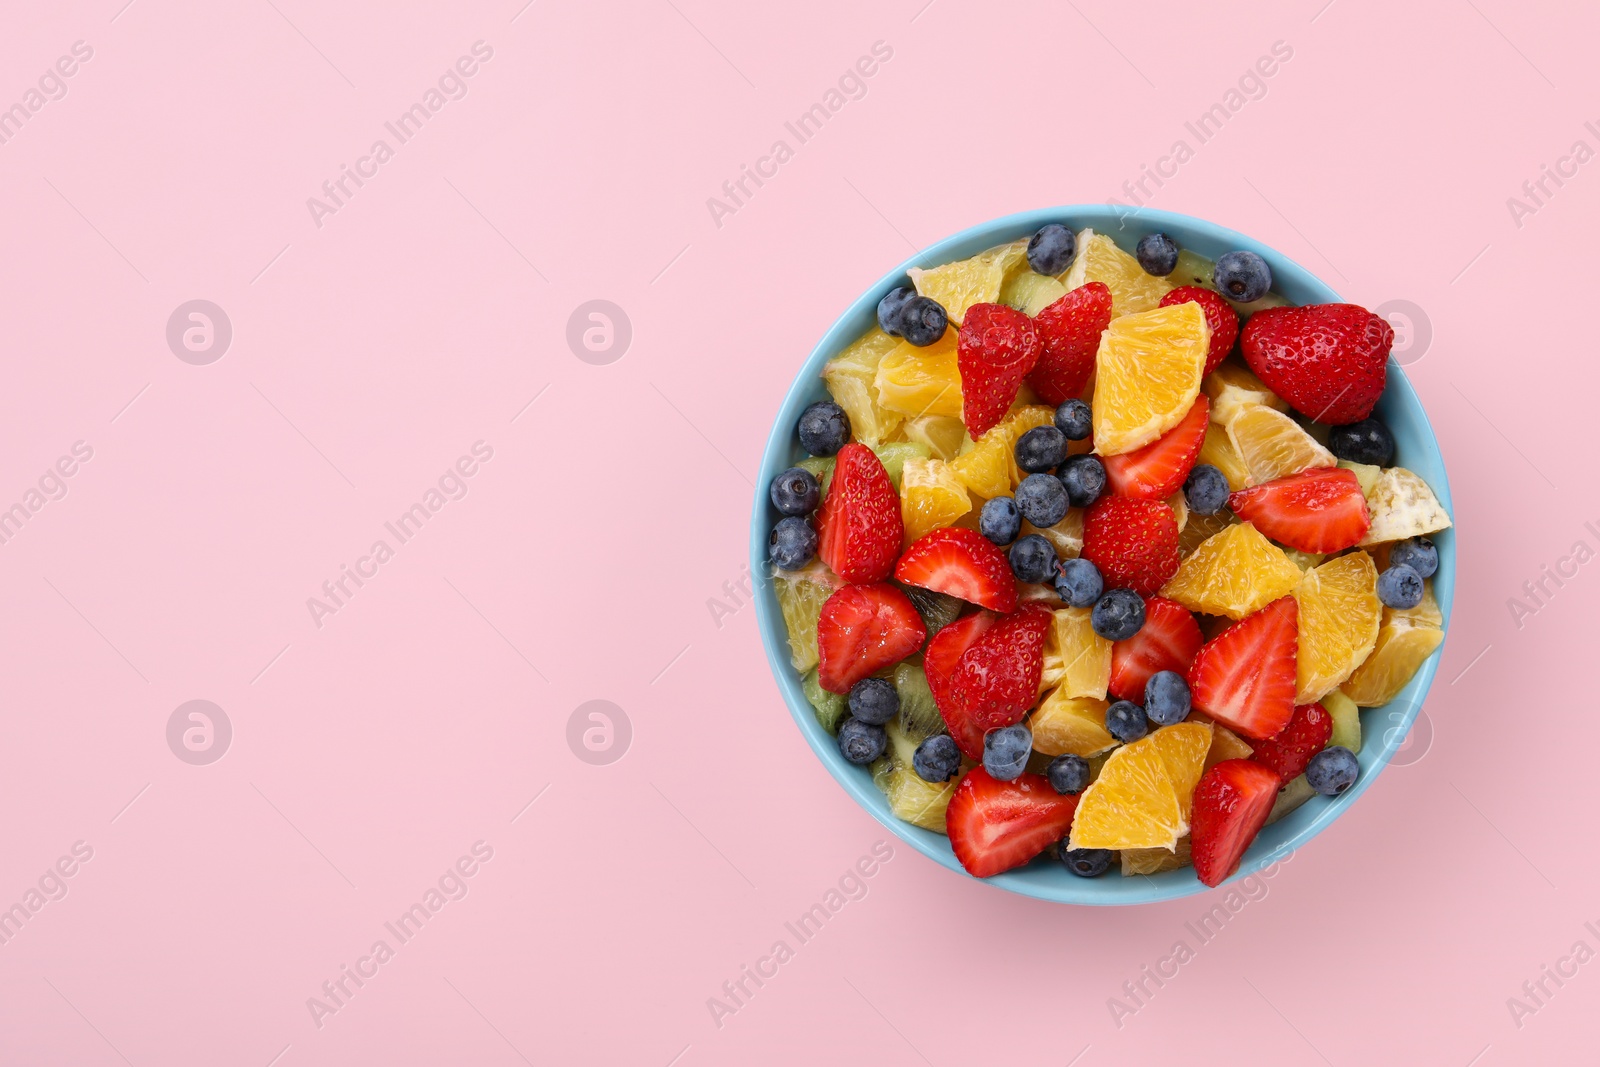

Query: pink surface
left=0, top=0, right=1592, bottom=1063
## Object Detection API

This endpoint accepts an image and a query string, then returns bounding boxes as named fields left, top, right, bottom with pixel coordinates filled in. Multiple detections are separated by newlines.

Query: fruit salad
left=766, top=223, right=1450, bottom=889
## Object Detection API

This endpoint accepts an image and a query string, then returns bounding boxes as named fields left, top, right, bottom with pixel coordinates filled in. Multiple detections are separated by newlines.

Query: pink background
left=0, top=0, right=1592, bottom=1063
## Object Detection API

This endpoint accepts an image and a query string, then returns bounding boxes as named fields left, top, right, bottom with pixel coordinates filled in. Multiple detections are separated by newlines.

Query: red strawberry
left=1228, top=467, right=1371, bottom=553
left=1160, top=286, right=1239, bottom=375
left=1102, top=396, right=1211, bottom=501
left=1027, top=282, right=1112, bottom=406
left=816, top=583, right=926, bottom=693
left=1187, top=597, right=1298, bottom=740
left=1081, top=497, right=1182, bottom=596
left=958, top=303, right=1041, bottom=438
left=946, top=605, right=1053, bottom=731
left=894, top=527, right=1018, bottom=612
left=1240, top=304, right=1393, bottom=424
left=946, top=768, right=1078, bottom=878
left=924, top=612, right=997, bottom=757
left=1108, top=596, right=1203, bottom=702
left=1190, top=759, right=1281, bottom=887
left=1250, top=702, right=1333, bottom=782
left=815, top=443, right=902, bottom=584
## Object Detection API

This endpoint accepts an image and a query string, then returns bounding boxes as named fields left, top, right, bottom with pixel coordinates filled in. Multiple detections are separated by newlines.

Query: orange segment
left=902, top=415, right=967, bottom=461
left=1061, top=231, right=1173, bottom=317
left=875, top=331, right=963, bottom=418
left=1198, top=422, right=1251, bottom=492
left=1341, top=579, right=1445, bottom=706
left=1030, top=690, right=1115, bottom=757
left=1150, top=721, right=1213, bottom=821
left=1293, top=552, right=1382, bottom=703
left=1202, top=359, right=1289, bottom=426
left=1067, top=723, right=1210, bottom=851
left=1091, top=302, right=1210, bottom=455
left=823, top=327, right=904, bottom=448
left=1160, top=522, right=1303, bottom=619
left=1039, top=607, right=1111, bottom=699
left=908, top=240, right=1027, bottom=325
left=900, top=457, right=972, bottom=545
left=1225, top=404, right=1337, bottom=486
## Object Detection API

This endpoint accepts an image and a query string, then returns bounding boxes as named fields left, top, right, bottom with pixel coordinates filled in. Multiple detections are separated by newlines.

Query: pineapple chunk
left=1358, top=467, right=1452, bottom=546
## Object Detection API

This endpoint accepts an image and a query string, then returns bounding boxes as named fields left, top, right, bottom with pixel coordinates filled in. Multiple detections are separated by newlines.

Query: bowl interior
left=752, top=205, right=1454, bottom=904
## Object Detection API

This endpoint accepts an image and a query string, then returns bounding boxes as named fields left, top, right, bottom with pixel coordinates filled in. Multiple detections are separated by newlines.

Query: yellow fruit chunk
left=1160, top=522, right=1303, bottom=619
left=1030, top=690, right=1115, bottom=758
left=1024, top=510, right=1084, bottom=559
left=1091, top=302, right=1210, bottom=455
left=1341, top=580, right=1445, bottom=706
left=875, top=721, right=960, bottom=832
left=1122, top=836, right=1192, bottom=875
left=1203, top=359, right=1290, bottom=426
left=1040, top=607, right=1111, bottom=699
left=902, top=415, right=967, bottom=461
left=1225, top=404, right=1337, bottom=486
left=949, top=428, right=1011, bottom=499
left=1068, top=723, right=1210, bottom=851
left=1061, top=230, right=1174, bottom=317
left=900, top=457, right=972, bottom=544
left=772, top=561, right=840, bottom=671
left=1358, top=467, right=1453, bottom=546
left=875, top=332, right=963, bottom=418
left=1339, top=459, right=1383, bottom=497
left=823, top=327, right=904, bottom=448
left=1322, top=689, right=1361, bottom=752
left=1178, top=507, right=1237, bottom=558
left=1204, top=721, right=1255, bottom=770
left=1293, top=553, right=1382, bottom=703
left=908, top=240, right=1026, bottom=325
left=1283, top=549, right=1326, bottom=574
left=1198, top=422, right=1251, bottom=492
left=1000, top=269, right=1068, bottom=316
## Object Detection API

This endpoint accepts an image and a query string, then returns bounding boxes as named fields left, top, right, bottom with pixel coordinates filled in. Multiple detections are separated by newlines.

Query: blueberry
left=1377, top=563, right=1424, bottom=609
left=1027, top=224, right=1077, bottom=275
left=1105, top=700, right=1149, bottom=744
left=1389, top=537, right=1438, bottom=579
left=1054, top=399, right=1093, bottom=441
left=877, top=285, right=917, bottom=336
left=769, top=517, right=817, bottom=570
left=1135, top=232, right=1179, bottom=276
left=1092, top=588, right=1145, bottom=641
left=899, top=296, right=948, bottom=347
left=1046, top=754, right=1090, bottom=795
left=797, top=400, right=850, bottom=457
left=1183, top=464, right=1230, bottom=516
left=1009, top=534, right=1058, bottom=584
left=1015, top=425, right=1068, bottom=473
left=983, top=723, right=1032, bottom=781
left=1305, top=745, right=1360, bottom=795
left=770, top=467, right=820, bottom=516
left=1054, top=558, right=1103, bottom=608
left=1143, top=670, right=1191, bottom=727
left=837, top=717, right=887, bottom=764
left=979, top=496, right=1022, bottom=546
left=848, top=677, right=900, bottom=726
left=1059, top=454, right=1106, bottom=508
left=1214, top=250, right=1272, bottom=303
left=913, top=734, right=962, bottom=782
left=1329, top=418, right=1397, bottom=467
left=1016, top=473, right=1069, bottom=528
left=1058, top=844, right=1114, bottom=877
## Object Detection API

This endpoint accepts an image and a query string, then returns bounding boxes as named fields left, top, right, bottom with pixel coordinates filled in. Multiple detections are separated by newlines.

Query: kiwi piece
left=892, top=662, right=943, bottom=736
left=801, top=669, right=848, bottom=734
left=898, top=584, right=962, bottom=640
left=871, top=441, right=932, bottom=491
left=796, top=456, right=834, bottom=497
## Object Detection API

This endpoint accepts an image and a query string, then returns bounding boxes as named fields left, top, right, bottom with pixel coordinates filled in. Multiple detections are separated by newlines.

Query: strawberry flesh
left=816, top=583, right=926, bottom=693
left=815, top=443, right=902, bottom=583
left=1187, top=596, right=1299, bottom=740
left=895, top=527, right=1018, bottom=612
left=1027, top=282, right=1112, bottom=406
left=1228, top=467, right=1371, bottom=553
left=1240, top=303, right=1392, bottom=424
left=958, top=303, right=1041, bottom=438
left=1108, top=596, right=1203, bottom=702
left=1103, top=396, right=1211, bottom=502
left=1250, top=701, right=1333, bottom=782
left=946, top=768, right=1078, bottom=878
left=1191, top=759, right=1281, bottom=887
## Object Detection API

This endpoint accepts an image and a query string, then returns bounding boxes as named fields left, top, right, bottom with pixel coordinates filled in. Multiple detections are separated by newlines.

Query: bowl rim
left=751, top=205, right=1454, bottom=905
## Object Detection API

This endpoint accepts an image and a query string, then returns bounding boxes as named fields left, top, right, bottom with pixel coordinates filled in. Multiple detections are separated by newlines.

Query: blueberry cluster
left=767, top=400, right=853, bottom=571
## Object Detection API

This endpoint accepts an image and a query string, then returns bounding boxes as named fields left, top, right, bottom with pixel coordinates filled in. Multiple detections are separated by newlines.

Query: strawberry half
left=924, top=612, right=997, bottom=757
left=895, top=527, right=1018, bottom=612
left=1108, top=596, right=1203, bottom=702
left=1187, top=596, right=1299, bottom=740
left=1081, top=497, right=1182, bottom=596
left=816, top=583, right=926, bottom=693
left=1240, top=303, right=1393, bottom=424
left=1228, top=467, right=1371, bottom=553
left=1190, top=759, right=1281, bottom=887
left=1027, top=281, right=1112, bottom=406
left=1250, top=702, right=1332, bottom=782
left=1103, top=396, right=1211, bottom=501
left=815, top=443, right=902, bottom=584
left=958, top=303, right=1041, bottom=438
left=1160, top=286, right=1239, bottom=375
left=946, top=605, right=1053, bottom=731
left=946, top=768, right=1078, bottom=878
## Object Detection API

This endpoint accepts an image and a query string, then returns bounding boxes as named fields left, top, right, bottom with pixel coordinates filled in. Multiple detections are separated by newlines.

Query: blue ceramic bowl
left=751, top=206, right=1453, bottom=904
